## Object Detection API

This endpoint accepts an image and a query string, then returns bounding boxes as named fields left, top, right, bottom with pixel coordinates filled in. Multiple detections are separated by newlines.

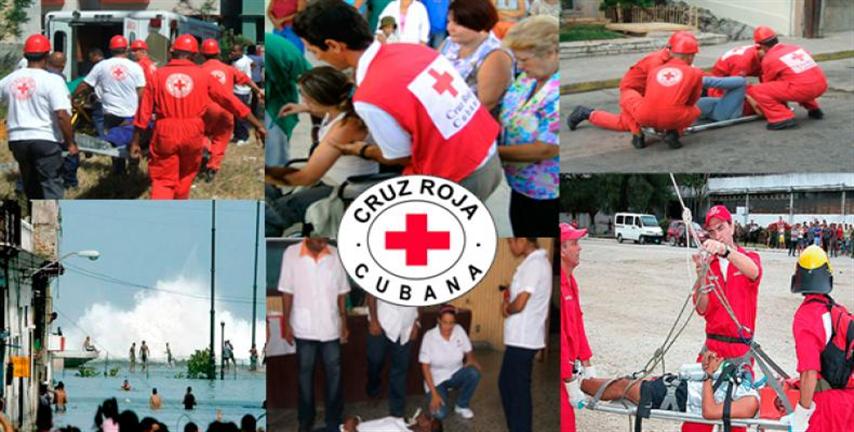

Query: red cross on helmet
left=130, top=40, right=148, bottom=51
left=109, top=35, right=129, bottom=50
left=200, top=39, right=220, bottom=55
left=666, top=30, right=696, bottom=49
left=23, top=34, right=51, bottom=54
left=172, top=34, right=199, bottom=54
left=753, top=26, right=777, bottom=44
left=671, top=36, right=699, bottom=54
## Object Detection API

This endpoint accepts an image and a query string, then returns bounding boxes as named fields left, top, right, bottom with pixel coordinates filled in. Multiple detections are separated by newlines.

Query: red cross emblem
left=111, top=66, right=126, bottom=80
left=790, top=52, right=805, bottom=61
left=656, top=67, right=682, bottom=87
left=385, top=214, right=451, bottom=266
left=427, top=68, right=458, bottom=97
left=10, top=77, right=36, bottom=100
left=165, top=73, right=193, bottom=98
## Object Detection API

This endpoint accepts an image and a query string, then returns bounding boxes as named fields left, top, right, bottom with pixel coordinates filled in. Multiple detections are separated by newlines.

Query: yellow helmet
left=791, top=245, right=833, bottom=294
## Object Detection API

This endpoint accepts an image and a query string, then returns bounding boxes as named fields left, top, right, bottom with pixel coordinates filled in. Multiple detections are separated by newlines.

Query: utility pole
left=220, top=321, right=225, bottom=380
left=209, top=201, right=216, bottom=380
left=250, top=201, right=259, bottom=355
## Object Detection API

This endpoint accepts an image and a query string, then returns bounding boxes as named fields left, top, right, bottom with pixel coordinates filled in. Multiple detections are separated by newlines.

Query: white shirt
left=685, top=363, right=759, bottom=416
left=372, top=299, right=418, bottom=345
left=318, top=112, right=379, bottom=186
left=232, top=55, right=253, bottom=95
left=278, top=243, right=351, bottom=342
left=352, top=417, right=410, bottom=431
left=718, top=258, right=729, bottom=283
left=15, top=58, right=27, bottom=70
left=84, top=57, right=145, bottom=117
left=0, top=68, right=71, bottom=142
left=418, top=324, right=472, bottom=392
left=353, top=41, right=496, bottom=168
left=377, top=0, right=430, bottom=44
left=504, top=249, right=552, bottom=350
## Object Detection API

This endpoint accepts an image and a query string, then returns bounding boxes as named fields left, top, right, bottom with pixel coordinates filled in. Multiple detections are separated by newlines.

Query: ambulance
left=45, top=10, right=221, bottom=81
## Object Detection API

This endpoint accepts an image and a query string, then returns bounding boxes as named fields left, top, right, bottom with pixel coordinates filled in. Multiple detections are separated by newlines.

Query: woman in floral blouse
left=498, top=15, right=560, bottom=236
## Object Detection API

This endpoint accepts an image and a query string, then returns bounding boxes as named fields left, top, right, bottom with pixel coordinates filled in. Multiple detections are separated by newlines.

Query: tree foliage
left=186, top=348, right=214, bottom=379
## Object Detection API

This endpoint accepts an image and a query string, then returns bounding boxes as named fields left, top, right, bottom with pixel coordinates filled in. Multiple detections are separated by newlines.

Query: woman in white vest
left=265, top=66, right=378, bottom=236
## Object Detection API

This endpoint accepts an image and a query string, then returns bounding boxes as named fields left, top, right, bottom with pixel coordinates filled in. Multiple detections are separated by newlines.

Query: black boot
left=631, top=133, right=646, bottom=149
left=664, top=130, right=683, bottom=149
left=203, top=168, right=218, bottom=183
left=766, top=118, right=799, bottom=130
left=567, top=105, right=593, bottom=131
left=808, top=108, right=824, bottom=119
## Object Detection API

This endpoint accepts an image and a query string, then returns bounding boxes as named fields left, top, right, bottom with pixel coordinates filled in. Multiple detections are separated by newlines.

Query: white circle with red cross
left=210, top=70, right=227, bottom=85
left=165, top=73, right=194, bottom=98
left=110, top=65, right=129, bottom=81
left=338, top=175, right=497, bottom=307
left=656, top=67, right=683, bottom=87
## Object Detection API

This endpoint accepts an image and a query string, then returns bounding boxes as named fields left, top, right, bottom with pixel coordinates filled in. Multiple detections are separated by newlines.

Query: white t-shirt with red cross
left=0, top=67, right=71, bottom=142
left=84, top=56, right=145, bottom=117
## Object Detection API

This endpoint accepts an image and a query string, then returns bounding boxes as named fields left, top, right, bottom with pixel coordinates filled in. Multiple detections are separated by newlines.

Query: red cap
left=109, top=35, right=128, bottom=50
left=754, top=26, right=776, bottom=44
left=172, top=34, right=199, bottom=54
left=667, top=31, right=696, bottom=48
left=671, top=36, right=699, bottom=54
left=560, top=223, right=587, bottom=241
left=23, top=34, right=51, bottom=54
left=705, top=205, right=732, bottom=227
left=200, top=38, right=220, bottom=55
left=130, top=40, right=148, bottom=50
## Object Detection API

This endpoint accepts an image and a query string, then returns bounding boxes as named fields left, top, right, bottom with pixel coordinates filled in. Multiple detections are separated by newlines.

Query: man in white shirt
left=230, top=43, right=254, bottom=145
left=279, top=238, right=350, bottom=432
left=0, top=34, right=77, bottom=199
left=498, top=238, right=552, bottom=432
left=367, top=295, right=420, bottom=418
left=73, top=35, right=146, bottom=174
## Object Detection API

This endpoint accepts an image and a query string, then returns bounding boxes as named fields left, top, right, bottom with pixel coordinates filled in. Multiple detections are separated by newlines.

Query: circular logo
left=210, top=70, right=227, bottom=85
left=10, top=76, right=36, bottom=100
left=656, top=67, right=683, bottom=87
left=165, top=73, right=194, bottom=98
left=110, top=65, right=128, bottom=81
left=338, top=175, right=497, bottom=307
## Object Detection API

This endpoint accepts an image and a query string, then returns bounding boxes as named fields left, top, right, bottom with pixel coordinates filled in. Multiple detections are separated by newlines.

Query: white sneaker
left=236, top=139, right=248, bottom=146
left=454, top=406, right=474, bottom=419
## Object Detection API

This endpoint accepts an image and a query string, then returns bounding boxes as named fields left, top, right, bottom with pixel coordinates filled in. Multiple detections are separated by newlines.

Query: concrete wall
left=682, top=0, right=797, bottom=35
left=822, top=0, right=854, bottom=33
left=566, top=0, right=602, bottom=18
left=708, top=174, right=854, bottom=193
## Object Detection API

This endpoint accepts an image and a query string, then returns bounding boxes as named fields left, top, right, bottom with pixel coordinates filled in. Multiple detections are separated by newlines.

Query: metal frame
left=643, top=115, right=762, bottom=137
left=588, top=401, right=789, bottom=431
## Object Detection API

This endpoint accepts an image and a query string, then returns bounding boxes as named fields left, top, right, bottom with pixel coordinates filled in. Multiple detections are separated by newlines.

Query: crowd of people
left=561, top=205, right=854, bottom=431
left=735, top=218, right=854, bottom=257
left=1, top=31, right=266, bottom=200
left=567, top=26, right=828, bottom=149
left=264, top=0, right=559, bottom=237
left=276, top=237, right=552, bottom=431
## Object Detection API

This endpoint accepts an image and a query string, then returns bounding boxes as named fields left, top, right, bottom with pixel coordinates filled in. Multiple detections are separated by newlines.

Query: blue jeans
left=366, top=333, right=412, bottom=417
left=92, top=101, right=105, bottom=139
left=698, top=76, right=747, bottom=121
left=429, top=30, right=447, bottom=49
left=264, top=112, right=289, bottom=166
left=428, top=365, right=481, bottom=420
left=498, top=346, right=537, bottom=432
left=233, top=93, right=252, bottom=141
left=295, top=338, right=343, bottom=432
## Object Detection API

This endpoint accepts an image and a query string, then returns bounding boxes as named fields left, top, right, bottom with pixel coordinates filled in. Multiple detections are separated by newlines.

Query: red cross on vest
left=428, top=68, right=458, bottom=97
left=173, top=79, right=187, bottom=91
left=791, top=52, right=805, bottom=61
left=385, top=214, right=450, bottom=266
left=663, top=71, right=675, bottom=80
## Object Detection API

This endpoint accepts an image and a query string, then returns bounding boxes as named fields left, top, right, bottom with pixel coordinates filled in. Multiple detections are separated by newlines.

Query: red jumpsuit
left=707, top=45, right=761, bottom=99
left=134, top=58, right=250, bottom=199
left=745, top=43, right=827, bottom=124
left=683, top=247, right=762, bottom=432
left=620, top=58, right=703, bottom=134
left=588, top=49, right=670, bottom=132
left=137, top=55, right=158, bottom=85
left=200, top=59, right=253, bottom=171
left=792, top=295, right=854, bottom=431
left=561, top=269, right=592, bottom=431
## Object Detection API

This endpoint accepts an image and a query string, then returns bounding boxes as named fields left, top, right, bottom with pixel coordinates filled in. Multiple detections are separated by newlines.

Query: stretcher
left=642, top=115, right=761, bottom=137
left=587, top=400, right=789, bottom=431
left=72, top=133, right=128, bottom=158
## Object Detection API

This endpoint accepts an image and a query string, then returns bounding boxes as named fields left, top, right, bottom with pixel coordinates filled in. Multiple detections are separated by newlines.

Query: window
left=641, top=216, right=658, bottom=227
left=616, top=215, right=624, bottom=225
left=53, top=31, right=66, bottom=53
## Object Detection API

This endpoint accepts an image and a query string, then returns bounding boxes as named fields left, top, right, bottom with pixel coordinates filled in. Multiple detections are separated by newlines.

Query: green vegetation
left=75, top=366, right=99, bottom=377
left=186, top=348, right=214, bottom=379
left=560, top=24, right=626, bottom=42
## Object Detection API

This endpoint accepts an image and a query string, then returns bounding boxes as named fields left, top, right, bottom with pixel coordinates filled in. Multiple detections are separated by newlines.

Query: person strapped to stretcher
left=566, top=351, right=760, bottom=432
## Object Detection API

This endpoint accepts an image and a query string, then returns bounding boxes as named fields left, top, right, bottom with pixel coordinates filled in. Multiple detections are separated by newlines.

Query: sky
left=53, top=200, right=264, bottom=360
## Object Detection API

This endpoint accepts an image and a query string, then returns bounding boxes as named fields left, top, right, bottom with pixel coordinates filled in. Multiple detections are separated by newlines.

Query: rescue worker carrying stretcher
left=782, top=245, right=854, bottom=431
left=745, top=26, right=827, bottom=130
left=130, top=34, right=267, bottom=199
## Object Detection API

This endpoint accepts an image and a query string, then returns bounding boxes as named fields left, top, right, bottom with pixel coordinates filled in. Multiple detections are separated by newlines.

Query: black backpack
left=806, top=295, right=854, bottom=389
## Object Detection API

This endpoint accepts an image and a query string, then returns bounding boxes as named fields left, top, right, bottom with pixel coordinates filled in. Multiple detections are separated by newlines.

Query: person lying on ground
left=340, top=410, right=442, bottom=432
left=696, top=76, right=749, bottom=123
left=567, top=351, right=760, bottom=422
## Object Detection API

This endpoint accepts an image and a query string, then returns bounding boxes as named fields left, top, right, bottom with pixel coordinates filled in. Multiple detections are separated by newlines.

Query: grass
left=560, top=24, right=626, bottom=42
left=0, top=135, right=263, bottom=200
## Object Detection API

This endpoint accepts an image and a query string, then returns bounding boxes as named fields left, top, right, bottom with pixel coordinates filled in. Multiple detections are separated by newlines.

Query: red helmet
left=200, top=39, right=220, bottom=55
left=667, top=30, right=696, bottom=48
left=671, top=36, right=699, bottom=54
left=130, top=40, right=148, bottom=50
left=172, top=34, right=199, bottom=53
left=23, top=34, right=51, bottom=54
left=109, top=35, right=129, bottom=50
left=754, top=26, right=777, bottom=44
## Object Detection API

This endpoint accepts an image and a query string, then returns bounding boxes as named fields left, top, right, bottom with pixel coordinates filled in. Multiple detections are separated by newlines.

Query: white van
left=614, top=213, right=664, bottom=244
left=45, top=11, right=221, bottom=81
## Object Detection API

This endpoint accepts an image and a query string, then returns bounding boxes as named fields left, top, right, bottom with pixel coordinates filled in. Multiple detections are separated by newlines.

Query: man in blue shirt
left=423, top=0, right=450, bottom=48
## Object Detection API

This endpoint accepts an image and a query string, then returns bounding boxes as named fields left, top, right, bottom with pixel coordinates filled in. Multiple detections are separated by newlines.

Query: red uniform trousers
left=149, top=117, right=205, bottom=199
left=203, top=103, right=234, bottom=171
left=621, top=90, right=701, bottom=133
left=588, top=90, right=639, bottom=133
left=746, top=80, right=826, bottom=123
